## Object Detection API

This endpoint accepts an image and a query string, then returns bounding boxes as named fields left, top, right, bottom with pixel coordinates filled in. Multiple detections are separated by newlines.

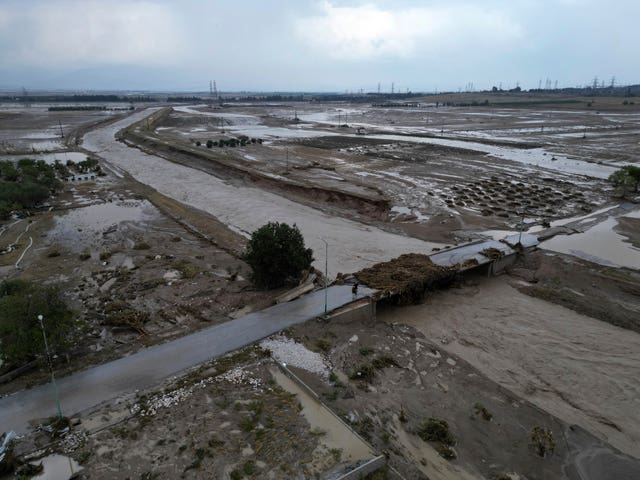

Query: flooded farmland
left=2, top=95, right=639, bottom=480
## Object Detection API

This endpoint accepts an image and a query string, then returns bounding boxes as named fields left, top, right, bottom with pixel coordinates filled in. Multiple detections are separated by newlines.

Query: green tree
left=243, top=222, right=314, bottom=289
left=609, top=165, right=640, bottom=197
left=0, top=280, right=76, bottom=368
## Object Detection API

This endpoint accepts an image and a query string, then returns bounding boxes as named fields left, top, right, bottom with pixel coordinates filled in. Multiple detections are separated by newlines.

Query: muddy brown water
left=30, top=454, right=82, bottom=480
left=542, top=209, right=640, bottom=269
left=385, top=277, right=640, bottom=458
left=269, top=367, right=374, bottom=464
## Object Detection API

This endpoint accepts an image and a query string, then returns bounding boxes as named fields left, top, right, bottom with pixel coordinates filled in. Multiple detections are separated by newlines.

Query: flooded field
left=84, top=109, right=445, bottom=277
left=2, top=97, right=639, bottom=479
left=543, top=208, right=640, bottom=268
left=48, top=200, right=157, bottom=252
left=148, top=105, right=619, bottom=243
left=0, top=103, right=130, bottom=154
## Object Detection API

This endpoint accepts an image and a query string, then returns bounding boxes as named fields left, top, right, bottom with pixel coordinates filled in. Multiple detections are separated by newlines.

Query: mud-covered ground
left=0, top=164, right=277, bottom=396
left=381, top=272, right=640, bottom=459
left=0, top=103, right=133, bottom=154
left=2, top=99, right=639, bottom=479
left=511, top=249, right=640, bottom=333
left=148, top=103, right=621, bottom=245
left=14, top=346, right=374, bottom=480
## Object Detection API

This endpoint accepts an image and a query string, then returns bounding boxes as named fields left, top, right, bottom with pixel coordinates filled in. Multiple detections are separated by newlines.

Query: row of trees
left=196, top=136, right=263, bottom=149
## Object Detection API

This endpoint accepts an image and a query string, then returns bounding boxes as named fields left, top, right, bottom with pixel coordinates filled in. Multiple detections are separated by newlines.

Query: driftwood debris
left=355, top=253, right=456, bottom=304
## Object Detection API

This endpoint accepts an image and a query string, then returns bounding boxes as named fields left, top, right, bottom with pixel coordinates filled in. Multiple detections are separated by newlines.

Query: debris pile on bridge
left=480, top=247, right=505, bottom=260
left=355, top=253, right=457, bottom=304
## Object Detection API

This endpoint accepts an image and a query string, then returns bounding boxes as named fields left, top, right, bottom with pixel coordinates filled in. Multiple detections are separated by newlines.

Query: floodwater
left=365, top=134, right=619, bottom=179
left=30, top=454, right=82, bottom=480
left=83, top=109, right=443, bottom=277
left=269, top=367, right=373, bottom=463
left=481, top=207, right=640, bottom=269
left=391, top=276, right=640, bottom=457
left=49, top=201, right=155, bottom=250
left=173, top=105, right=336, bottom=139
left=542, top=211, right=640, bottom=269
left=179, top=106, right=622, bottom=179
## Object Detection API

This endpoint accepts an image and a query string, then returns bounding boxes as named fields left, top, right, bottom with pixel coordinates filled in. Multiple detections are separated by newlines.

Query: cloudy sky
left=0, top=0, right=637, bottom=92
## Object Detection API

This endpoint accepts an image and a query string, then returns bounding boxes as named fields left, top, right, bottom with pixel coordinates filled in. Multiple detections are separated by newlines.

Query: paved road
left=0, top=286, right=373, bottom=434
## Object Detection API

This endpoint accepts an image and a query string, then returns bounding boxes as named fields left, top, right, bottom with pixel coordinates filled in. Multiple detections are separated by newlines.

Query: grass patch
left=175, top=260, right=200, bottom=279
left=133, top=241, right=151, bottom=250
left=371, top=355, right=399, bottom=369
left=350, top=355, right=399, bottom=382
left=530, top=426, right=555, bottom=457
left=474, top=402, right=493, bottom=421
left=243, top=460, right=256, bottom=475
left=315, top=338, right=331, bottom=352
left=417, top=418, right=455, bottom=446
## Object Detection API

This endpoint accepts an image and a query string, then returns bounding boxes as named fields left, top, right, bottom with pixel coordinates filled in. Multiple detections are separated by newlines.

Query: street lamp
left=38, top=314, right=62, bottom=419
left=318, top=237, right=329, bottom=318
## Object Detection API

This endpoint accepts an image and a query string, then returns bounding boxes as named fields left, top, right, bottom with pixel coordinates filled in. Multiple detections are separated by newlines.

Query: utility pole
left=377, top=82, right=380, bottom=94
left=318, top=238, right=329, bottom=318
left=58, top=120, right=64, bottom=138
left=391, top=82, right=394, bottom=94
left=38, top=314, right=63, bottom=419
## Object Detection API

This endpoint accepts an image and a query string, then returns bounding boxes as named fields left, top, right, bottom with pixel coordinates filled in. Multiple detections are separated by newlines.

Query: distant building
left=65, top=173, right=96, bottom=182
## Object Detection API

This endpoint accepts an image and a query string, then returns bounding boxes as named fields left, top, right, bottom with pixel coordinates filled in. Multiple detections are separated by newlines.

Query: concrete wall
left=328, top=298, right=376, bottom=324
left=491, top=253, right=518, bottom=274
left=334, top=455, right=387, bottom=480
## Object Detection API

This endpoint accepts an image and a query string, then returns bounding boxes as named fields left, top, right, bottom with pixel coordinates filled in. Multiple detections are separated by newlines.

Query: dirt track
left=381, top=275, right=640, bottom=458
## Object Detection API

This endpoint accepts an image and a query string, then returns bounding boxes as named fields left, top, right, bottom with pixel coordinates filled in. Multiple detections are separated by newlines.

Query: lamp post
left=38, top=314, right=62, bottom=419
left=318, top=237, right=329, bottom=318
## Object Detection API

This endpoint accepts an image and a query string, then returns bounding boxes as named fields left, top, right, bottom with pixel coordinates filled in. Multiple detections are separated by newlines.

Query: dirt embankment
left=510, top=250, right=640, bottom=333
left=615, top=216, right=640, bottom=249
left=119, top=113, right=391, bottom=220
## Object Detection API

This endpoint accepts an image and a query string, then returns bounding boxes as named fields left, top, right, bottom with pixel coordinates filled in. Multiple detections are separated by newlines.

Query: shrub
left=206, top=140, right=214, bottom=148
left=530, top=426, right=555, bottom=457
left=474, top=402, right=493, bottom=421
left=133, top=241, right=151, bottom=250
left=417, top=418, right=455, bottom=446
